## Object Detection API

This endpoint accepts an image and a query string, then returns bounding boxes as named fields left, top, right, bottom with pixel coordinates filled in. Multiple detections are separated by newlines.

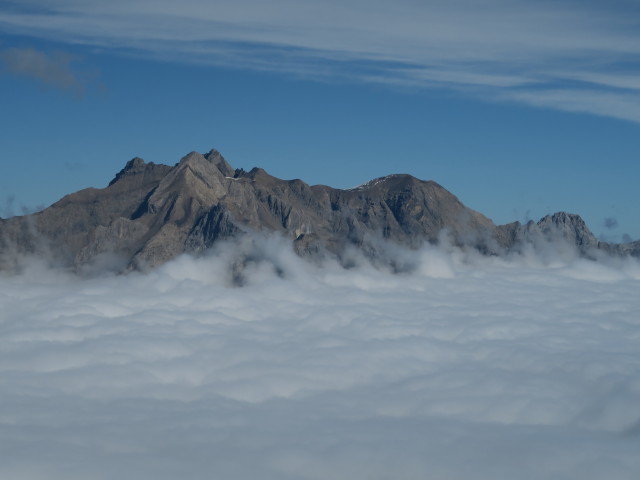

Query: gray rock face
left=0, top=149, right=637, bottom=272
left=496, top=213, right=599, bottom=255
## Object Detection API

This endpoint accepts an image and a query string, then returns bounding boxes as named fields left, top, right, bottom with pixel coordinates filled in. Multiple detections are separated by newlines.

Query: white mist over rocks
left=1, top=236, right=640, bottom=480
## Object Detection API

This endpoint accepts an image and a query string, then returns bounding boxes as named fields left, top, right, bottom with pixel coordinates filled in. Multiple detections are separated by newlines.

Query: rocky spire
left=108, top=157, right=146, bottom=186
left=204, top=149, right=235, bottom=177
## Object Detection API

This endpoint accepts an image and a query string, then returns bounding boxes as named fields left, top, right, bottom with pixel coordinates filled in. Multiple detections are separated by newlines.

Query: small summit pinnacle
left=108, top=157, right=147, bottom=186
left=204, top=148, right=234, bottom=177
left=128, top=157, right=145, bottom=167
left=178, top=151, right=206, bottom=165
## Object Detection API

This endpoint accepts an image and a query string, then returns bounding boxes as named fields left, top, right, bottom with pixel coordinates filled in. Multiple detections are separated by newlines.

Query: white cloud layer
left=1, top=0, right=640, bottom=123
left=1, top=237, right=640, bottom=479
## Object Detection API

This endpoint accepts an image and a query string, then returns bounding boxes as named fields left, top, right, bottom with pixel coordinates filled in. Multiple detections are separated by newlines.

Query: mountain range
left=1, top=149, right=638, bottom=272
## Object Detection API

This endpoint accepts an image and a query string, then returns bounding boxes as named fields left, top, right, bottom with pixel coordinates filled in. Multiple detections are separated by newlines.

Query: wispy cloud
left=0, top=46, right=82, bottom=90
left=1, top=0, right=640, bottom=122
left=503, top=88, right=640, bottom=124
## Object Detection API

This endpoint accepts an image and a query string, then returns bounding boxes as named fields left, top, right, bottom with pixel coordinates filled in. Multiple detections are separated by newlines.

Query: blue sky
left=1, top=0, right=639, bottom=241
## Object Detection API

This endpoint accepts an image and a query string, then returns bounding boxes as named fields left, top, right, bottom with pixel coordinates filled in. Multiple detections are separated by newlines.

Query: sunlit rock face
left=0, top=149, right=637, bottom=272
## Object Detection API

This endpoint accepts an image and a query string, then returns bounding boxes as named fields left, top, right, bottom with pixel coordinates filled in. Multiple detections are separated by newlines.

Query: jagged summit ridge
left=348, top=173, right=440, bottom=193
left=0, top=148, right=637, bottom=272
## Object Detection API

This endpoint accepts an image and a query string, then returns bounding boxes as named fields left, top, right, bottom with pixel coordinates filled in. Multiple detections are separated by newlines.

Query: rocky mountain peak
left=350, top=174, right=413, bottom=191
left=1, top=148, right=638, bottom=272
left=108, top=157, right=147, bottom=186
left=537, top=212, right=599, bottom=249
left=127, top=156, right=145, bottom=169
left=203, top=149, right=235, bottom=177
left=178, top=151, right=207, bottom=165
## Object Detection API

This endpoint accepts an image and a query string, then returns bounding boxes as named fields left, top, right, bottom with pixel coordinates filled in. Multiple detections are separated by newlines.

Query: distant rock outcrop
left=0, top=149, right=637, bottom=272
left=496, top=212, right=605, bottom=256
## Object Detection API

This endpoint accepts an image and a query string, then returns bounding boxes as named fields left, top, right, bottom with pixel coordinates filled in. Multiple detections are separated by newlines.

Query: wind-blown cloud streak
left=1, top=238, right=640, bottom=479
left=2, top=0, right=640, bottom=122
left=0, top=46, right=82, bottom=90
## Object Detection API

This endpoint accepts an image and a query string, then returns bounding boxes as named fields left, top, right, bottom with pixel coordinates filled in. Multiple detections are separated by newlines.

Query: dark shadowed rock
left=0, top=149, right=637, bottom=272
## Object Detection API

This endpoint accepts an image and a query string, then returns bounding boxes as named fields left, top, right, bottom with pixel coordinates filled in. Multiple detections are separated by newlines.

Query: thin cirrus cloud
left=1, top=237, right=640, bottom=479
left=2, top=0, right=640, bottom=122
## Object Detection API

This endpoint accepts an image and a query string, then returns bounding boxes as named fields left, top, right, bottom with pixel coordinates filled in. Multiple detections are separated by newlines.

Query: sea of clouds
left=1, top=236, right=640, bottom=479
